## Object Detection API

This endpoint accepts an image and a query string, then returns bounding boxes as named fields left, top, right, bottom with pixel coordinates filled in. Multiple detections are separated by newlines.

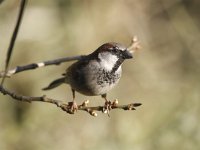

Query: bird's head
left=90, top=42, right=133, bottom=72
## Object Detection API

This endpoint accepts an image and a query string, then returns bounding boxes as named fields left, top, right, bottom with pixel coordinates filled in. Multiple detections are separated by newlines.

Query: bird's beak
left=122, top=49, right=133, bottom=59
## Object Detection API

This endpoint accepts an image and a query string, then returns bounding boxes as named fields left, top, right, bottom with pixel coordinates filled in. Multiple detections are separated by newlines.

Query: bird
left=42, top=42, right=133, bottom=112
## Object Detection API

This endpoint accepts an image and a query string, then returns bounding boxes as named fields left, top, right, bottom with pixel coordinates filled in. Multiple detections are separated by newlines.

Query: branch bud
left=88, top=110, right=97, bottom=117
left=112, top=99, right=119, bottom=106
left=81, top=99, right=90, bottom=107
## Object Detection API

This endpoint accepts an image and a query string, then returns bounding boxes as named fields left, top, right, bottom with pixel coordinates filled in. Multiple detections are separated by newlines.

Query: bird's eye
left=108, top=47, right=116, bottom=52
left=114, top=46, right=118, bottom=50
left=112, top=46, right=118, bottom=50
left=108, top=46, right=119, bottom=53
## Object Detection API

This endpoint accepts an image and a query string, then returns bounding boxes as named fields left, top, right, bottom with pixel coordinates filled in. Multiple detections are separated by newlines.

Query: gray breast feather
left=67, top=59, right=122, bottom=96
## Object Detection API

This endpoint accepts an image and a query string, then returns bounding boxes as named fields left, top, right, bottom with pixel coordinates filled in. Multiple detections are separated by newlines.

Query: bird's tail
left=42, top=77, right=66, bottom=90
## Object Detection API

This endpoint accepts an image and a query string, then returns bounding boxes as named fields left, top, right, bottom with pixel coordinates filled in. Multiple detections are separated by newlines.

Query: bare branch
left=1, top=0, right=27, bottom=85
left=0, top=55, right=86, bottom=78
left=0, top=85, right=142, bottom=116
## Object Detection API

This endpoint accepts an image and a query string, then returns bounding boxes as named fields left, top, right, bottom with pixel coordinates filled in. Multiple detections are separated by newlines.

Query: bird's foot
left=103, top=100, right=112, bottom=117
left=67, top=101, right=78, bottom=114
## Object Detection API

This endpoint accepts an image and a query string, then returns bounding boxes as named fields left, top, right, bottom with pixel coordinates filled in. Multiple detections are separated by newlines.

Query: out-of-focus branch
left=0, top=85, right=142, bottom=116
left=0, top=0, right=5, bottom=4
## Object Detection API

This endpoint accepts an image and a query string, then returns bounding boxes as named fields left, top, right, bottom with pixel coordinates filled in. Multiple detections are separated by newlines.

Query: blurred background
left=0, top=0, right=200, bottom=150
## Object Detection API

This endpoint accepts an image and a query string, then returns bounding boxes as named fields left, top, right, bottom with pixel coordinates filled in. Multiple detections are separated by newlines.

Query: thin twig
left=0, top=85, right=142, bottom=116
left=0, top=55, right=86, bottom=78
left=128, top=36, right=141, bottom=54
left=1, top=0, right=27, bottom=85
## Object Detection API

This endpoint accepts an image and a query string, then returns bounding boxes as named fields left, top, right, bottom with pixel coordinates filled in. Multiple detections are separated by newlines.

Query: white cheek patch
left=98, top=52, right=118, bottom=71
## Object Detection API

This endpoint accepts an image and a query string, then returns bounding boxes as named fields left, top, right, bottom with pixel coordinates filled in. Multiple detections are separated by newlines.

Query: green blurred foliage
left=0, top=0, right=200, bottom=150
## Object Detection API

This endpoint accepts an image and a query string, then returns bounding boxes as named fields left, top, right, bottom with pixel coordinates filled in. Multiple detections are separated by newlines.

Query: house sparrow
left=43, top=42, right=133, bottom=112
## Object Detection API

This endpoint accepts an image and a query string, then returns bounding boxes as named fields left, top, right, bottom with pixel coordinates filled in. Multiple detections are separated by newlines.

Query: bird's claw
left=103, top=101, right=112, bottom=116
left=67, top=101, right=78, bottom=114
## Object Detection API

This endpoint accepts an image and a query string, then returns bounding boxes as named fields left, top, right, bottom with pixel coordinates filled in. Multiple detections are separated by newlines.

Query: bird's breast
left=83, top=61, right=122, bottom=95
left=67, top=60, right=122, bottom=96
